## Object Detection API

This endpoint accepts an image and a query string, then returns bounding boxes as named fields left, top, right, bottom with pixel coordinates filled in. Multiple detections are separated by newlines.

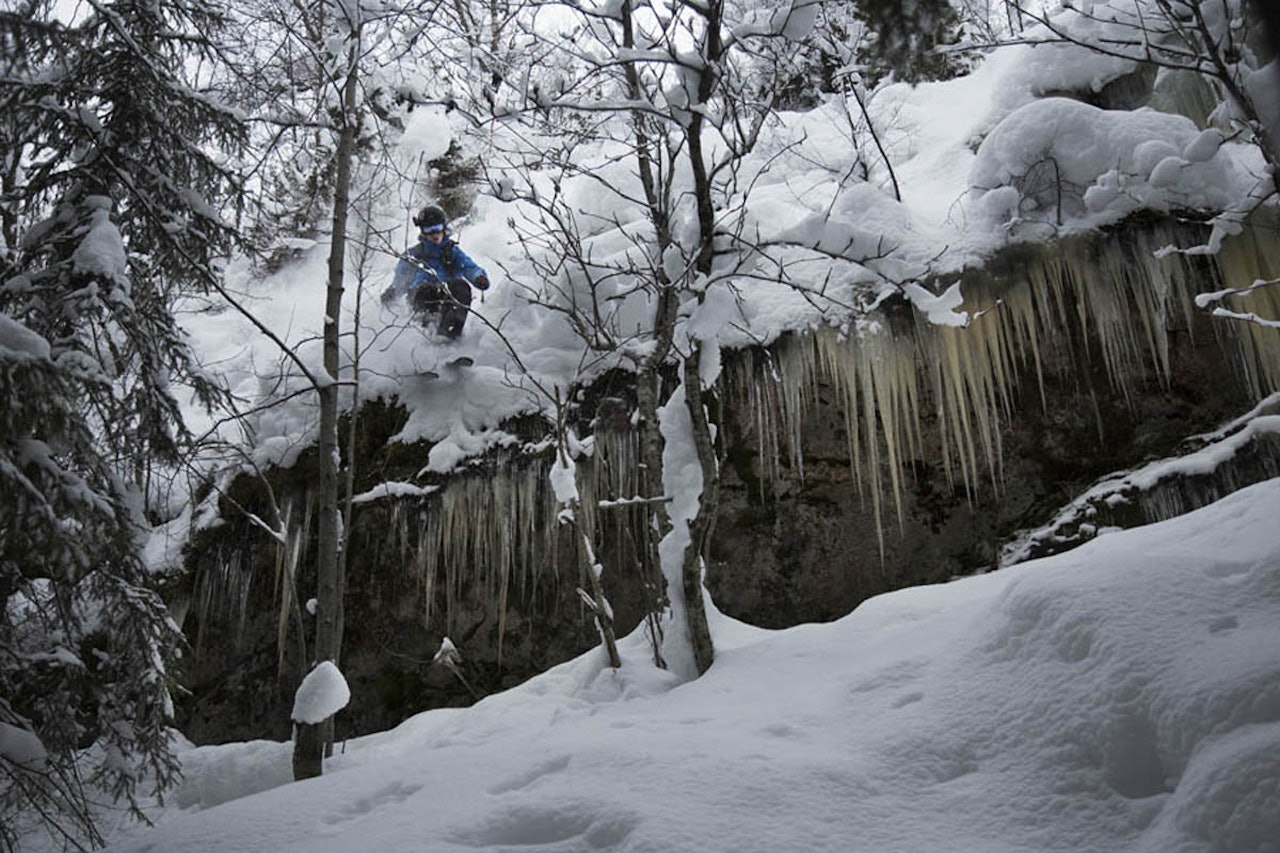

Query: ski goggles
left=421, top=223, right=445, bottom=234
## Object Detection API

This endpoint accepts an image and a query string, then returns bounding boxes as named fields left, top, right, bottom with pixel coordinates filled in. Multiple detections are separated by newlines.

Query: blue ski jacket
left=389, top=236, right=488, bottom=298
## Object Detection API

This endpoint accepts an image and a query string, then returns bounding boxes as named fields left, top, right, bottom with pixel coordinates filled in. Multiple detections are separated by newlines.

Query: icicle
left=720, top=215, right=1280, bottom=562
left=283, top=215, right=1278, bottom=666
left=852, top=344, right=884, bottom=556
left=275, top=496, right=305, bottom=678
left=397, top=458, right=561, bottom=667
left=1211, top=221, right=1280, bottom=398
left=1148, top=68, right=1219, bottom=128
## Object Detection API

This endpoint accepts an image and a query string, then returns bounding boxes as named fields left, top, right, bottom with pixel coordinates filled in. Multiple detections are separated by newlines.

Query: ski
left=419, top=356, right=473, bottom=381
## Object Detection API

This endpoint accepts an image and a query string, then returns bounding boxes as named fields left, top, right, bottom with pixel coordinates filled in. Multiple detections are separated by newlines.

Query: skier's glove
left=380, top=286, right=398, bottom=306
left=474, top=275, right=490, bottom=291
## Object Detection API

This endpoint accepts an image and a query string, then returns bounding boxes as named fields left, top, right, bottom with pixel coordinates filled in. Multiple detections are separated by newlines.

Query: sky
left=60, top=4, right=1280, bottom=851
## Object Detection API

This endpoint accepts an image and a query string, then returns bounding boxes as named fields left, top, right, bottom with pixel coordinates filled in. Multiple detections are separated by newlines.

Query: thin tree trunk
left=634, top=367, right=669, bottom=667
left=577, top=528, right=622, bottom=668
left=294, top=27, right=360, bottom=782
left=553, top=405, right=621, bottom=668
left=621, top=0, right=674, bottom=666
left=672, top=0, right=723, bottom=675
left=680, top=351, right=717, bottom=675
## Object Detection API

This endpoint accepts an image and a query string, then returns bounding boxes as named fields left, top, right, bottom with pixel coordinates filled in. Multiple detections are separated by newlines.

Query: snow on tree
left=464, top=0, right=902, bottom=678
left=1008, top=0, right=1280, bottom=241
left=995, top=0, right=1280, bottom=332
left=291, top=661, right=352, bottom=726
left=0, top=0, right=246, bottom=845
left=205, top=0, right=462, bottom=782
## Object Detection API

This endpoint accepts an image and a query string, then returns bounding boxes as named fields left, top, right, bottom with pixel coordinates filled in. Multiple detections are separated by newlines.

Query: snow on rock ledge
left=968, top=98, right=1247, bottom=236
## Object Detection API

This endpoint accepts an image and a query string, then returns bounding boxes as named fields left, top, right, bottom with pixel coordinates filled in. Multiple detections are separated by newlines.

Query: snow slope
left=109, top=479, right=1280, bottom=852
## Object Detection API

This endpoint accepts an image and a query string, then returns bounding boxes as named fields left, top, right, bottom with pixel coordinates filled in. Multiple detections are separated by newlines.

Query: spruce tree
left=0, top=0, right=244, bottom=844
left=855, top=0, right=967, bottom=84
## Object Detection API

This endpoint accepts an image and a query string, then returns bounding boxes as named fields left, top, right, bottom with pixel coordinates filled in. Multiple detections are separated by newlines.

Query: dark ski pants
left=410, top=278, right=472, bottom=339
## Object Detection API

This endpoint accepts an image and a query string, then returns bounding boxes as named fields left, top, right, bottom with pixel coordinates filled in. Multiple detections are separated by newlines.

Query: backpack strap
left=441, top=242, right=455, bottom=276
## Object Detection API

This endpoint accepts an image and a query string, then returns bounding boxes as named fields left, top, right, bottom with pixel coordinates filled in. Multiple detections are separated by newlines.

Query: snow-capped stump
left=291, top=661, right=351, bottom=725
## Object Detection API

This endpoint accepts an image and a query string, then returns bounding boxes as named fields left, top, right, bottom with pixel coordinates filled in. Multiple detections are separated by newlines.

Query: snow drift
left=108, top=478, right=1280, bottom=853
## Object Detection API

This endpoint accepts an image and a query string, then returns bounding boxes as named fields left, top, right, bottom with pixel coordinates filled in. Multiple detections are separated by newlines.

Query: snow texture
left=105, top=480, right=1280, bottom=853
left=290, top=662, right=350, bottom=725
left=969, top=99, right=1241, bottom=232
left=71, top=198, right=130, bottom=286
left=0, top=721, right=47, bottom=766
left=0, top=314, right=51, bottom=361
left=178, top=17, right=1270, bottom=482
left=350, top=481, right=439, bottom=505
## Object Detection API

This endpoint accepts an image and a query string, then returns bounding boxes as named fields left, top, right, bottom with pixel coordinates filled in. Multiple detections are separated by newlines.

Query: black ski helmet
left=413, top=204, right=448, bottom=231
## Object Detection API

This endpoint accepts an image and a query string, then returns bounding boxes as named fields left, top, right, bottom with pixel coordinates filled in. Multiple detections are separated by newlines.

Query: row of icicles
left=736, top=217, right=1280, bottom=558
left=220, top=216, right=1280, bottom=669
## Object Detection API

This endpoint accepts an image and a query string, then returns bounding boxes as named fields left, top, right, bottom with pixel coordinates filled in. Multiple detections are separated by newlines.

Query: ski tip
left=416, top=357, right=470, bottom=380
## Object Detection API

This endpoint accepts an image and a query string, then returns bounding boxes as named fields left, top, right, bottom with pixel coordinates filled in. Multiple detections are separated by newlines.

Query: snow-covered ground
left=109, top=478, right=1280, bottom=852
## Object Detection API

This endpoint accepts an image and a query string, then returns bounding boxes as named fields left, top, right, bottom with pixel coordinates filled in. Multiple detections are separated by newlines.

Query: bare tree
left=203, top=0, right=442, bottom=780
left=477, top=0, right=868, bottom=677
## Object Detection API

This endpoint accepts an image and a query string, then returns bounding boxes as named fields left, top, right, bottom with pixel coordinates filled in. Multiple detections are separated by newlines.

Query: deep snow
left=171, top=19, right=1270, bottom=490
left=109, top=478, right=1280, bottom=852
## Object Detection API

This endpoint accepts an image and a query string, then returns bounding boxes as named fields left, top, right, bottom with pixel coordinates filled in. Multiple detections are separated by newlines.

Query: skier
left=382, top=204, right=490, bottom=339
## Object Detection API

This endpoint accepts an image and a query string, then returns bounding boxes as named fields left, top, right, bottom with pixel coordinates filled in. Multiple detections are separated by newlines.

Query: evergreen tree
left=0, top=0, right=244, bottom=844
left=768, top=0, right=969, bottom=110
left=855, top=0, right=967, bottom=84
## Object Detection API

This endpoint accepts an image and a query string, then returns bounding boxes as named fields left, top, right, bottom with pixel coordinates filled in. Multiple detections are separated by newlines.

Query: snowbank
left=108, top=479, right=1280, bottom=853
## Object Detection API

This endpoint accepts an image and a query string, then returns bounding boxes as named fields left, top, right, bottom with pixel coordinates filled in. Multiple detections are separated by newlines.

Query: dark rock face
left=175, top=491, right=609, bottom=745
left=172, top=405, right=609, bottom=745
left=707, top=326, right=1256, bottom=628
left=707, top=218, right=1275, bottom=626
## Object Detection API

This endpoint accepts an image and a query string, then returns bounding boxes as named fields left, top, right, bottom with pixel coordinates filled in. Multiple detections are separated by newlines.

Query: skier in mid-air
left=382, top=204, right=489, bottom=340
